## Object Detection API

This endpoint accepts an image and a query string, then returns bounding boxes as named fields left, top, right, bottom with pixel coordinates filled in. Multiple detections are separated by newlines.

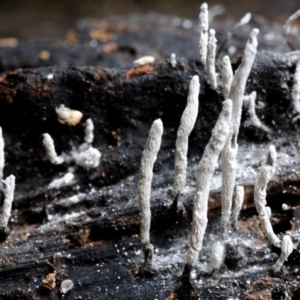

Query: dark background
left=0, top=0, right=300, bottom=38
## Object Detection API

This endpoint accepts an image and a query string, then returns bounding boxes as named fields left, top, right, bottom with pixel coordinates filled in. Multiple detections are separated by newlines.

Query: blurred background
left=0, top=0, right=300, bottom=38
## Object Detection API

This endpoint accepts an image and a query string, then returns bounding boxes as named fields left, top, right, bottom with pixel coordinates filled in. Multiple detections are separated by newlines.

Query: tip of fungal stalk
left=201, top=3, right=208, bottom=10
left=250, top=28, right=259, bottom=38
left=190, top=75, right=200, bottom=89
left=152, top=119, right=164, bottom=135
left=209, top=29, right=216, bottom=36
left=223, top=55, right=230, bottom=63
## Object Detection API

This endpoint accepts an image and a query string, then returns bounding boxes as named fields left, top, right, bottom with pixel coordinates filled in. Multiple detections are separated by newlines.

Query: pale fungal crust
left=0, top=127, right=4, bottom=179
left=272, top=235, right=293, bottom=272
left=170, top=53, right=177, bottom=68
left=187, top=100, right=232, bottom=266
left=133, top=56, right=155, bottom=67
left=55, top=104, right=83, bottom=126
left=220, top=28, right=259, bottom=238
left=198, top=2, right=209, bottom=67
left=48, top=172, right=74, bottom=190
left=232, top=185, right=244, bottom=229
left=173, top=75, right=199, bottom=198
left=206, top=29, right=217, bottom=90
left=0, top=175, right=16, bottom=228
left=74, top=143, right=101, bottom=170
left=283, top=9, right=300, bottom=35
left=60, top=279, right=74, bottom=294
left=222, top=56, right=233, bottom=99
left=243, top=91, right=271, bottom=133
left=210, top=241, right=225, bottom=271
left=43, top=133, right=64, bottom=165
left=138, top=119, right=163, bottom=245
left=254, top=145, right=281, bottom=248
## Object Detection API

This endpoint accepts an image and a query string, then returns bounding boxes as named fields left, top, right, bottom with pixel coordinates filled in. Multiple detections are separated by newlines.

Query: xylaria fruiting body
left=187, top=100, right=232, bottom=266
left=173, top=75, right=199, bottom=199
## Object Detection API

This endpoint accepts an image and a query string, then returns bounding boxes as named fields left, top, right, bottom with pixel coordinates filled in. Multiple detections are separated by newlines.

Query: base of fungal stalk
left=140, top=244, right=156, bottom=277
left=171, top=193, right=187, bottom=218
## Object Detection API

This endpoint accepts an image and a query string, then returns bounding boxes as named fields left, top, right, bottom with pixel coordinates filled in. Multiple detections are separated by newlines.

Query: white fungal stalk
left=232, top=186, right=244, bottom=229
left=233, top=12, right=252, bottom=29
left=291, top=53, right=300, bottom=116
left=222, top=56, right=233, bottom=99
left=254, top=145, right=281, bottom=248
left=138, top=119, right=163, bottom=246
left=43, top=133, right=64, bottom=165
left=48, top=172, right=74, bottom=190
left=272, top=235, right=293, bottom=272
left=199, top=3, right=209, bottom=67
left=187, top=100, right=232, bottom=266
left=283, top=9, right=300, bottom=35
left=170, top=53, right=177, bottom=68
left=84, top=118, right=94, bottom=144
left=220, top=28, right=259, bottom=238
left=0, top=175, right=16, bottom=229
left=243, top=91, right=271, bottom=133
left=210, top=241, right=225, bottom=272
left=0, top=127, right=4, bottom=180
left=206, top=29, right=217, bottom=90
left=173, top=75, right=200, bottom=198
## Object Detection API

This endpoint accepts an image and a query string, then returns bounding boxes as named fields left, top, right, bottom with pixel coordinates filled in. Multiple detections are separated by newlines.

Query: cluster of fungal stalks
left=137, top=2, right=297, bottom=285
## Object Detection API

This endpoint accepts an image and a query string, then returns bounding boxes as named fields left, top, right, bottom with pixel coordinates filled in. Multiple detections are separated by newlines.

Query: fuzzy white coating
left=220, top=29, right=259, bottom=238
left=232, top=186, right=244, bottom=229
left=187, top=100, right=232, bottom=266
left=84, top=118, right=94, bottom=144
left=173, top=75, right=199, bottom=197
left=254, top=146, right=281, bottom=248
left=272, top=235, right=293, bottom=272
left=43, top=133, right=64, bottom=165
left=206, top=29, right=217, bottom=90
left=243, top=91, right=271, bottom=133
left=48, top=172, right=74, bottom=190
left=198, top=3, right=209, bottom=66
left=74, top=144, right=101, bottom=170
left=222, top=56, right=233, bottom=99
left=210, top=241, right=225, bottom=271
left=138, top=119, right=163, bottom=245
left=0, top=175, right=16, bottom=228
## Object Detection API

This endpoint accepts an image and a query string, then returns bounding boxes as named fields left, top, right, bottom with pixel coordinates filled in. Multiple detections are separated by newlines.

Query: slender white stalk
left=265, top=206, right=272, bottom=219
left=199, top=3, right=209, bottom=67
left=272, top=235, right=293, bottom=272
left=170, top=53, right=177, bottom=68
left=48, top=172, right=74, bottom=190
left=254, top=145, right=281, bottom=248
left=243, top=91, right=271, bottom=133
left=187, top=100, right=232, bottom=266
left=221, top=29, right=259, bottom=238
left=43, top=133, right=64, bottom=165
left=0, top=127, right=4, bottom=180
left=222, top=56, right=233, bottom=99
left=233, top=12, right=252, bottom=29
left=0, top=175, right=16, bottom=228
left=84, top=118, right=94, bottom=144
left=210, top=241, right=225, bottom=271
left=291, top=53, right=300, bottom=115
left=138, top=119, right=163, bottom=245
left=232, top=186, right=244, bottom=229
left=206, top=29, right=217, bottom=90
left=283, top=9, right=300, bottom=35
left=173, top=75, right=200, bottom=197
